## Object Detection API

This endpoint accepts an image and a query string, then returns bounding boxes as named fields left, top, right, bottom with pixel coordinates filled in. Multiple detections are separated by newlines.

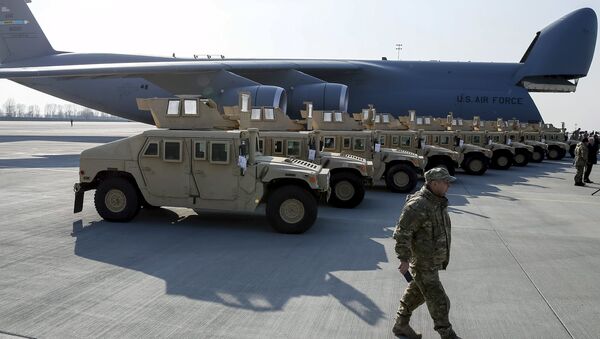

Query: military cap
left=424, top=167, right=456, bottom=183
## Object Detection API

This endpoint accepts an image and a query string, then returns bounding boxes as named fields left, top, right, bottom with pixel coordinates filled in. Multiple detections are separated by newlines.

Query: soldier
left=574, top=138, right=589, bottom=186
left=584, top=136, right=599, bottom=183
left=392, top=167, right=461, bottom=339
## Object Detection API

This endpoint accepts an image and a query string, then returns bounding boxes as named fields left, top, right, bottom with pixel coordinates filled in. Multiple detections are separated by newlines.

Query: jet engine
left=233, top=85, right=287, bottom=112
left=289, top=83, right=349, bottom=118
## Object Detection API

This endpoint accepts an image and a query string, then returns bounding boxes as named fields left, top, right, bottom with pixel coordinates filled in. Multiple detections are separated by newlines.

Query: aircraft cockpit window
left=353, top=138, right=366, bottom=151
left=194, top=141, right=206, bottom=160
left=286, top=140, right=301, bottom=157
left=251, top=108, right=262, bottom=120
left=143, top=142, right=159, bottom=157
left=334, top=112, right=343, bottom=122
left=323, top=137, right=336, bottom=150
left=163, top=140, right=182, bottom=162
left=167, top=100, right=180, bottom=115
left=323, top=112, right=332, bottom=122
left=264, top=108, right=275, bottom=120
left=184, top=100, right=197, bottom=115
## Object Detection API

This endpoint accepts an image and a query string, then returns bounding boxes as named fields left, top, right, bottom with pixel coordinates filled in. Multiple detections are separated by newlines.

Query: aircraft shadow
left=71, top=207, right=388, bottom=325
left=0, top=154, right=80, bottom=168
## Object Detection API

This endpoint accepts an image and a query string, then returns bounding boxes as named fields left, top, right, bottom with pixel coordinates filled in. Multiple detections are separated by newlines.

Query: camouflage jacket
left=575, top=142, right=589, bottom=166
left=393, top=186, right=451, bottom=270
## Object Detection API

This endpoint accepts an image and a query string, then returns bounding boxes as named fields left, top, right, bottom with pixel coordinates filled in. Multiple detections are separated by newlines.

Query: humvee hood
left=80, top=136, right=143, bottom=160
left=256, top=155, right=322, bottom=171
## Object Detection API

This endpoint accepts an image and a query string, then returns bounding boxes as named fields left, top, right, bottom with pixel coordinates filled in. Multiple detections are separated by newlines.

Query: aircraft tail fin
left=0, top=0, right=58, bottom=64
left=516, top=8, right=597, bottom=92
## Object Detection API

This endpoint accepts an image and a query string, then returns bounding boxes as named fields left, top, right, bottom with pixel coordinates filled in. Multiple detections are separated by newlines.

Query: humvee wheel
left=328, top=172, right=365, bottom=208
left=426, top=160, right=456, bottom=176
left=462, top=155, right=488, bottom=175
left=385, top=164, right=418, bottom=193
left=513, top=150, right=530, bottom=167
left=491, top=152, right=512, bottom=170
left=266, top=185, right=317, bottom=234
left=531, top=147, right=544, bottom=163
left=547, top=146, right=564, bottom=160
left=94, top=177, right=140, bottom=222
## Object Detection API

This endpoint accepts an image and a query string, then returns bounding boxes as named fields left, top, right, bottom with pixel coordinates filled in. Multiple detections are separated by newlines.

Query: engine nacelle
left=221, top=85, right=287, bottom=113
left=288, top=83, right=349, bottom=118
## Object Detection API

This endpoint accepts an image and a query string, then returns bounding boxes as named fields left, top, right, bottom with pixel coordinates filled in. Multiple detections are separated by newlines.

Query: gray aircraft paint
left=0, top=0, right=597, bottom=125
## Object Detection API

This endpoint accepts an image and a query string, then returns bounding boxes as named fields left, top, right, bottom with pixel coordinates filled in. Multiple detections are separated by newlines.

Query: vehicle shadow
left=0, top=135, right=123, bottom=144
left=0, top=154, right=80, bottom=168
left=71, top=206, right=388, bottom=325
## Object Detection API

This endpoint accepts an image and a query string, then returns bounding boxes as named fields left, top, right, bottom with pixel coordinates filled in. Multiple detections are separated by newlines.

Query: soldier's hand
left=398, top=260, right=409, bottom=275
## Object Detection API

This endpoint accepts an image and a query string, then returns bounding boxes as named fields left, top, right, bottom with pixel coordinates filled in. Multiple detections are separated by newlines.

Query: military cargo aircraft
left=0, top=0, right=597, bottom=124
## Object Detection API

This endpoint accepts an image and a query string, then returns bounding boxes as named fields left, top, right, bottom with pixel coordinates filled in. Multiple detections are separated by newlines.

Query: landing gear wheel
left=94, top=177, right=140, bottom=222
left=328, top=172, right=365, bottom=208
left=385, top=164, right=418, bottom=193
left=491, top=152, right=512, bottom=170
left=462, top=155, right=488, bottom=175
left=513, top=150, right=530, bottom=167
left=266, top=185, right=317, bottom=234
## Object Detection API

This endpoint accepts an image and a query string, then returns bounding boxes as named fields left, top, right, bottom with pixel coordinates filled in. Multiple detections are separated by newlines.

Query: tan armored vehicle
left=454, top=116, right=515, bottom=170
left=535, top=123, right=569, bottom=160
left=352, top=108, right=461, bottom=176
left=224, top=95, right=374, bottom=208
left=73, top=98, right=331, bottom=234
left=301, top=107, right=426, bottom=193
left=482, top=119, right=534, bottom=167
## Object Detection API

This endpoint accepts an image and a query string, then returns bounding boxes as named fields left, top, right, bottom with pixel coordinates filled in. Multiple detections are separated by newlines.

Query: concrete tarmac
left=1, top=121, right=599, bottom=339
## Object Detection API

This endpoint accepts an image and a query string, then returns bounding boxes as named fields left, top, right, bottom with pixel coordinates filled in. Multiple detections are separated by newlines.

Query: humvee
left=73, top=100, right=330, bottom=234
left=506, top=120, right=547, bottom=163
left=535, top=123, right=569, bottom=160
left=482, top=119, right=534, bottom=167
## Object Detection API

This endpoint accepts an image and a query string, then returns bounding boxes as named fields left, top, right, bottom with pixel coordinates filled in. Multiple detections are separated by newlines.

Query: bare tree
left=3, top=98, right=16, bottom=117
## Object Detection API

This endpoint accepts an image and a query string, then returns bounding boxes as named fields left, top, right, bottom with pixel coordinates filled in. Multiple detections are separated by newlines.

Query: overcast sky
left=0, top=0, right=598, bottom=130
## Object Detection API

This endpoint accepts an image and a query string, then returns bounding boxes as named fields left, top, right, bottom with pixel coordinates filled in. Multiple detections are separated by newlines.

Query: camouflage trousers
left=396, top=268, right=453, bottom=336
left=575, top=164, right=585, bottom=183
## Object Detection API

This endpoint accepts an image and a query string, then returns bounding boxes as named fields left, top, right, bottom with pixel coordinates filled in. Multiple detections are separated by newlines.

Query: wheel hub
left=105, top=189, right=126, bottom=213
left=334, top=180, right=355, bottom=201
left=469, top=159, right=483, bottom=172
left=533, top=152, right=542, bottom=161
left=497, top=156, right=508, bottom=167
left=549, top=149, right=558, bottom=159
left=393, top=171, right=410, bottom=188
left=515, top=154, right=526, bottom=164
left=279, top=198, right=304, bottom=224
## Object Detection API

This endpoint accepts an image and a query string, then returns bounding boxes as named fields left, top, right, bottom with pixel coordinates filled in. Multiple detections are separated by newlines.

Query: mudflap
left=74, top=190, right=85, bottom=213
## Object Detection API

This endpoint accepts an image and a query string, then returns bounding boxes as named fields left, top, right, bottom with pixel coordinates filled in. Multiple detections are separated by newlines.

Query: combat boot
left=440, top=329, right=462, bottom=339
left=392, top=316, right=422, bottom=339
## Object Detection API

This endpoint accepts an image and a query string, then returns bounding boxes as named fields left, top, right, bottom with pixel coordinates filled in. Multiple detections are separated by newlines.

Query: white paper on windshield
left=375, top=143, right=381, bottom=152
left=308, top=149, right=316, bottom=161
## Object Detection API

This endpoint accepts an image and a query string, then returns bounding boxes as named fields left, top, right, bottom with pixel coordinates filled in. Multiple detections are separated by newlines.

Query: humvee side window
left=323, top=137, right=336, bottom=150
left=143, top=142, right=159, bottom=157
left=194, top=141, right=206, bottom=160
left=184, top=100, right=197, bottom=115
left=258, top=139, right=264, bottom=153
left=401, top=136, right=411, bottom=146
left=274, top=140, right=284, bottom=154
left=251, top=108, right=262, bottom=120
left=392, top=136, right=399, bottom=146
left=493, top=136, right=500, bottom=142
left=472, top=135, right=481, bottom=144
left=343, top=137, right=351, bottom=149
left=379, top=135, right=386, bottom=146
left=353, top=138, right=366, bottom=151
left=334, top=112, right=343, bottom=122
left=164, top=140, right=182, bottom=162
left=323, top=112, right=332, bottom=122
left=287, top=140, right=301, bottom=157
left=264, top=108, right=275, bottom=120
left=433, top=135, right=440, bottom=144
left=440, top=136, right=450, bottom=145
left=210, top=142, right=230, bottom=164
left=167, top=100, right=180, bottom=115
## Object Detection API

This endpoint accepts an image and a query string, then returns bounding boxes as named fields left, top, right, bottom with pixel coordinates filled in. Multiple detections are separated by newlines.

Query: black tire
left=385, top=164, right=418, bottom=193
left=94, top=177, right=140, bottom=222
left=425, top=158, right=456, bottom=176
left=557, top=148, right=566, bottom=160
left=546, top=146, right=562, bottom=160
left=266, top=185, right=317, bottom=234
left=513, top=149, right=530, bottom=167
left=461, top=154, right=489, bottom=175
left=569, top=145, right=576, bottom=158
left=328, top=172, right=365, bottom=208
left=531, top=146, right=545, bottom=163
left=491, top=151, right=513, bottom=170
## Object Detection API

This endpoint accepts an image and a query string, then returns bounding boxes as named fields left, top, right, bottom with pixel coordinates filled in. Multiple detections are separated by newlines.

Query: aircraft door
left=138, top=137, right=192, bottom=198
left=191, top=138, right=239, bottom=200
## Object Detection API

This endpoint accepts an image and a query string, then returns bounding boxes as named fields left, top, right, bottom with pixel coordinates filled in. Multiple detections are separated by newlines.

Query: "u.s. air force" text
left=456, top=95, right=524, bottom=105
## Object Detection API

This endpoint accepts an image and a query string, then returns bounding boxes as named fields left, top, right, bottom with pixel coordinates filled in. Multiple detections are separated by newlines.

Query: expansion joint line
left=0, top=329, right=37, bottom=339
left=460, top=184, right=575, bottom=339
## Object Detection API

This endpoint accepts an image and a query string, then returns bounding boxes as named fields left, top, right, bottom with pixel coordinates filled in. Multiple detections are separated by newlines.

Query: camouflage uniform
left=393, top=184, right=454, bottom=338
left=574, top=141, right=589, bottom=184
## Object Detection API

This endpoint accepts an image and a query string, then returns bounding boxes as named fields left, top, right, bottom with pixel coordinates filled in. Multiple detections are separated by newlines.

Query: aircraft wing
left=0, top=60, right=361, bottom=79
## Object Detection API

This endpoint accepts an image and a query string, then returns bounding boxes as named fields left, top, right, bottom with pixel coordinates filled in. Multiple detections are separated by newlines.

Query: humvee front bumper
left=73, top=182, right=94, bottom=213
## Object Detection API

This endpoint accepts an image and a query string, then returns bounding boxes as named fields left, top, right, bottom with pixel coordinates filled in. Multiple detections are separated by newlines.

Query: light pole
left=395, top=43, right=403, bottom=60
